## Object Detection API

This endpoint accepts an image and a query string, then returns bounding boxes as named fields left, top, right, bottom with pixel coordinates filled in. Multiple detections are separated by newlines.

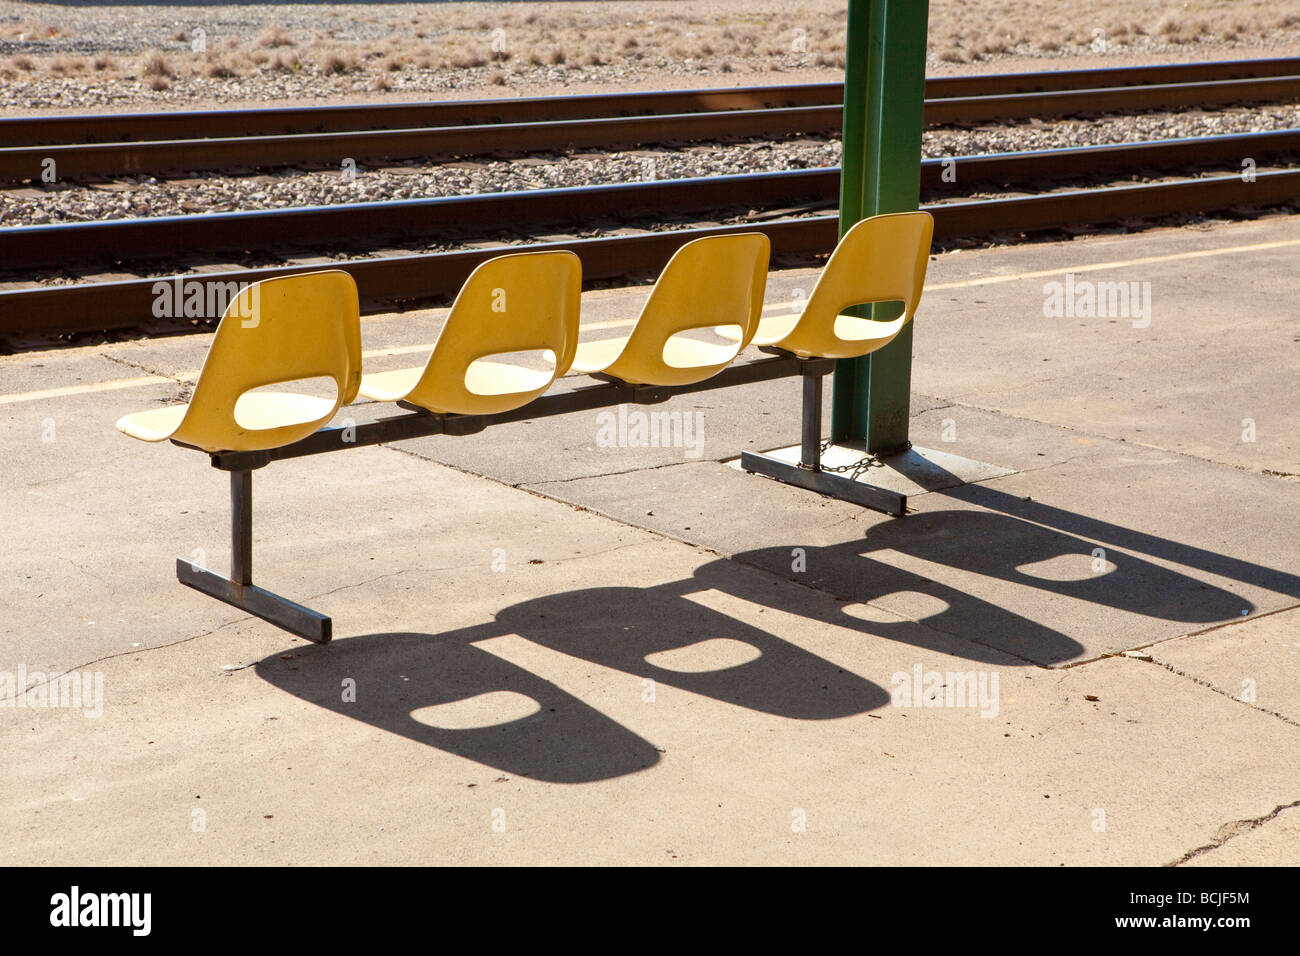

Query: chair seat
left=832, top=313, right=906, bottom=344
left=715, top=312, right=799, bottom=345
left=570, top=337, right=628, bottom=375
left=716, top=312, right=906, bottom=353
left=358, top=367, right=424, bottom=403
left=464, top=360, right=552, bottom=397
left=232, top=392, right=337, bottom=430
left=361, top=360, right=554, bottom=410
left=116, top=404, right=189, bottom=442
left=572, top=335, right=740, bottom=378
left=116, top=392, right=336, bottom=445
left=661, top=335, right=740, bottom=369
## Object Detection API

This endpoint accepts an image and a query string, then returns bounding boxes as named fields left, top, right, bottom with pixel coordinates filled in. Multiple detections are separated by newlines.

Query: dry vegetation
left=1, top=0, right=1299, bottom=98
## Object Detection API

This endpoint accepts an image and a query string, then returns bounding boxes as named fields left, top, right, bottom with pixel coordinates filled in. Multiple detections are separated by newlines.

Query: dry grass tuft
left=451, top=50, right=488, bottom=68
left=142, top=51, right=173, bottom=77
left=48, top=56, right=88, bottom=74
left=315, top=47, right=357, bottom=74
left=269, top=50, right=300, bottom=73
left=205, top=56, right=241, bottom=79
left=258, top=25, right=294, bottom=48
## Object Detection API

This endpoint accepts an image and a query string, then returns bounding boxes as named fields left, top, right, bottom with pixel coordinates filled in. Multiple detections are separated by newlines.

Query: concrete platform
left=1, top=214, right=1297, bottom=865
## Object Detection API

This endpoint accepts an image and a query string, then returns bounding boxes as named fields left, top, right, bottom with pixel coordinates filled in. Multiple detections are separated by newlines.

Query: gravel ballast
left=2, top=102, right=1298, bottom=227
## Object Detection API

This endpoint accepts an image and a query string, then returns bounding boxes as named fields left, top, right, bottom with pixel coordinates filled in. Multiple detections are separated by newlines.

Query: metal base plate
left=177, top=559, right=332, bottom=643
left=739, top=444, right=1015, bottom=516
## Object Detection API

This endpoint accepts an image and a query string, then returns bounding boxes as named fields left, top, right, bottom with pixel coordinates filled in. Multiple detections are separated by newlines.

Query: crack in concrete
left=919, top=391, right=1297, bottom=482
left=527, top=457, right=714, bottom=486
left=101, top=352, right=192, bottom=385
left=1055, top=603, right=1300, bottom=739
left=0, top=618, right=243, bottom=705
left=1178, top=601, right=1300, bottom=639
left=1148, top=655, right=1300, bottom=730
left=381, top=437, right=708, bottom=487
left=24, top=449, right=136, bottom=489
left=1167, top=799, right=1300, bottom=866
left=1059, top=601, right=1300, bottom=667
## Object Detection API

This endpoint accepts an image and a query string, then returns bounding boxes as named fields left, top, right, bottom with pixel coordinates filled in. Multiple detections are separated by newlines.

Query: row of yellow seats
left=117, top=211, right=933, bottom=455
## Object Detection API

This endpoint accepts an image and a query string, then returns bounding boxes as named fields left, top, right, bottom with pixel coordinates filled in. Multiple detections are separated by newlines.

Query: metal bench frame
left=177, top=351, right=907, bottom=643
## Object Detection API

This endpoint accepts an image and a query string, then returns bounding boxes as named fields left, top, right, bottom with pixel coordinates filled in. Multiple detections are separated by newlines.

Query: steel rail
left=2, top=169, right=1296, bottom=339
left=0, top=105, right=843, bottom=183
left=4, top=56, right=1297, bottom=147
left=6, top=75, right=1300, bottom=183
left=923, top=74, right=1300, bottom=125
left=0, top=168, right=839, bottom=270
left=4, top=130, right=1296, bottom=272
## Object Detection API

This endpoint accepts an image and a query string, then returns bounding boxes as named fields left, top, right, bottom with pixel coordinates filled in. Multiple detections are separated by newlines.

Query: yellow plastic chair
left=570, top=233, right=769, bottom=386
left=720, top=211, right=933, bottom=359
left=116, top=269, right=361, bottom=644
left=735, top=212, right=934, bottom=511
left=116, top=270, right=361, bottom=453
left=358, top=251, right=581, bottom=415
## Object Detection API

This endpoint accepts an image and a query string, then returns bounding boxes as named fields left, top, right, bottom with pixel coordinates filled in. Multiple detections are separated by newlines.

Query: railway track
left=3, top=58, right=1300, bottom=183
left=5, top=56, right=1299, bottom=145
left=2, top=128, right=1297, bottom=342
left=5, top=130, right=1297, bottom=272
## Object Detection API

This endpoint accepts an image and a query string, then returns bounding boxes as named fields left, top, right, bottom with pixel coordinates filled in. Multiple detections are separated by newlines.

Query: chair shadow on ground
left=703, top=506, right=1255, bottom=666
left=257, top=571, right=892, bottom=783
left=257, top=480, right=1296, bottom=783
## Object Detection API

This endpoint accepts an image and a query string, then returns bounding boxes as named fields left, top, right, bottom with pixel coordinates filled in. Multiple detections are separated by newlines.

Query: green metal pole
left=831, top=0, right=930, bottom=453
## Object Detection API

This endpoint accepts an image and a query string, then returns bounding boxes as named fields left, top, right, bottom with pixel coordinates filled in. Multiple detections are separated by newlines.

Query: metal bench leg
left=740, top=370, right=907, bottom=517
left=799, top=370, right=824, bottom=472
left=176, top=469, right=332, bottom=643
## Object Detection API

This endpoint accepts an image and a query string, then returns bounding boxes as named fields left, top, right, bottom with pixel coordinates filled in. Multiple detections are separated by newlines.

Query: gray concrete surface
left=1, top=213, right=1297, bottom=865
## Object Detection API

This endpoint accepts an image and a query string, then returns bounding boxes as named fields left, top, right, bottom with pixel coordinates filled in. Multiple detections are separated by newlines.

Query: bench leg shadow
left=177, top=468, right=332, bottom=644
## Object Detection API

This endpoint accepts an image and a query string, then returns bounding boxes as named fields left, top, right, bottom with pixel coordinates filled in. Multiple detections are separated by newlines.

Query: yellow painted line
left=361, top=343, right=434, bottom=360
left=752, top=238, right=1300, bottom=307
left=0, top=374, right=170, bottom=406
left=924, top=238, right=1300, bottom=291
left=362, top=318, right=641, bottom=360
left=4, top=236, right=1297, bottom=407
left=580, top=316, right=638, bottom=332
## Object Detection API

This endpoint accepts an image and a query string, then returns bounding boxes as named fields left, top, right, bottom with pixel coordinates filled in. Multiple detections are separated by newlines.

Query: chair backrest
left=611, top=233, right=770, bottom=385
left=404, top=251, right=581, bottom=415
left=176, top=270, right=361, bottom=452
left=778, top=211, right=933, bottom=359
